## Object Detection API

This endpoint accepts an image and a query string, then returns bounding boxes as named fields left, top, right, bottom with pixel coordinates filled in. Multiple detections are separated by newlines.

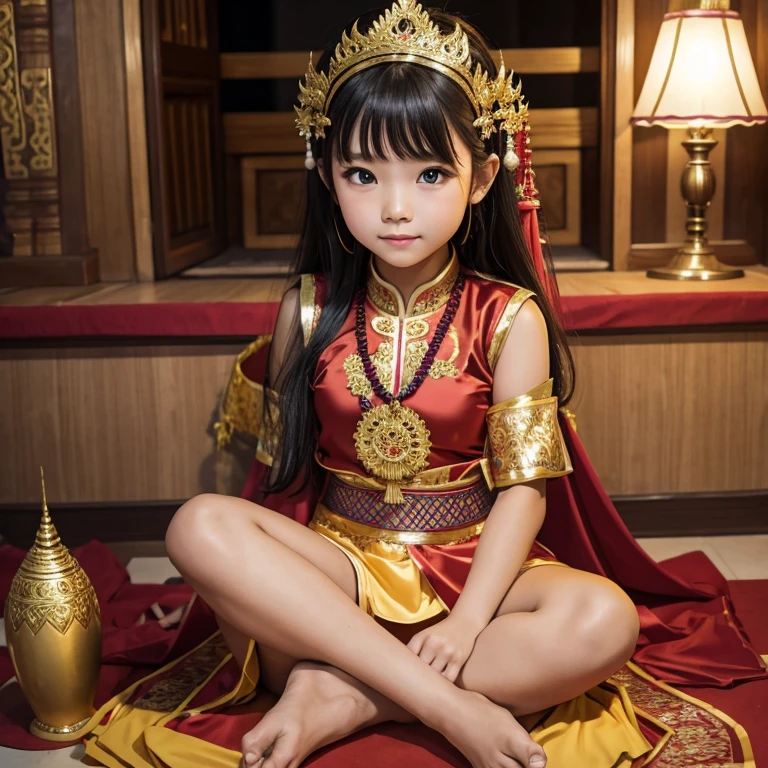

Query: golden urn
left=4, top=471, right=102, bottom=741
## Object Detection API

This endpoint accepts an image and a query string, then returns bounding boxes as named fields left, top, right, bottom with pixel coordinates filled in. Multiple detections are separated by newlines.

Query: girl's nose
left=381, top=191, right=412, bottom=223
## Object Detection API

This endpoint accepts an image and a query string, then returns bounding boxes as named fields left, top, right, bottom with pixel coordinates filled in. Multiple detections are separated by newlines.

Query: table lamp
left=631, top=0, right=768, bottom=280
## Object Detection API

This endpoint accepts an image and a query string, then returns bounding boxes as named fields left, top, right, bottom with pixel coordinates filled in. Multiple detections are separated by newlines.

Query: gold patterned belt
left=312, top=505, right=486, bottom=546
left=320, top=475, right=492, bottom=537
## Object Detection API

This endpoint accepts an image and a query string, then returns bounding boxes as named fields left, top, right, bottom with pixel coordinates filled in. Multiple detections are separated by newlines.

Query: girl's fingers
left=419, top=647, right=437, bottom=665
left=443, top=662, right=461, bottom=682
left=407, top=632, right=425, bottom=654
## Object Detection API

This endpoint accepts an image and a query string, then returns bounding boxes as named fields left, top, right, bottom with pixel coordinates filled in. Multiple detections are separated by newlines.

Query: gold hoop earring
left=460, top=204, right=473, bottom=246
left=333, top=212, right=355, bottom=254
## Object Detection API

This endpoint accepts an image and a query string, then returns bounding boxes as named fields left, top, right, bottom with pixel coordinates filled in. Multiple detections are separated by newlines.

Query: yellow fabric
left=531, top=682, right=651, bottom=767
left=82, top=632, right=652, bottom=768
left=310, top=505, right=449, bottom=623
left=84, top=631, right=260, bottom=768
left=81, top=619, right=757, bottom=768
left=309, top=506, right=569, bottom=625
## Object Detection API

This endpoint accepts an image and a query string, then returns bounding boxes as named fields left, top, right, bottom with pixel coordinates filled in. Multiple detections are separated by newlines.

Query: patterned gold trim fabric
left=312, top=503, right=487, bottom=546
left=214, top=336, right=280, bottom=466
left=316, top=458, right=487, bottom=492
left=367, top=249, right=460, bottom=318
left=486, top=380, right=572, bottom=488
left=299, top=273, right=320, bottom=346
left=486, top=286, right=535, bottom=371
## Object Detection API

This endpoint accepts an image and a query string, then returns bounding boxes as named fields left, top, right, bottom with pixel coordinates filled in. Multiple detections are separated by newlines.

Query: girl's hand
left=406, top=614, right=484, bottom=682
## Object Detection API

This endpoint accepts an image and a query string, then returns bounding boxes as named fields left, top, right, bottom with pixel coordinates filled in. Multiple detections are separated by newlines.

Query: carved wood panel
left=0, top=0, right=98, bottom=286
left=143, top=0, right=224, bottom=277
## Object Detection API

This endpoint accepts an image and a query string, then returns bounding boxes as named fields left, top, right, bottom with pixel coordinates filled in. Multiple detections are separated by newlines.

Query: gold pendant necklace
left=352, top=272, right=465, bottom=504
left=353, top=401, right=430, bottom=504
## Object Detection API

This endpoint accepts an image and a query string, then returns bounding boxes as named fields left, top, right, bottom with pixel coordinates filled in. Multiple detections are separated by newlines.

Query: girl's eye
left=344, top=168, right=376, bottom=185
left=420, top=168, right=447, bottom=184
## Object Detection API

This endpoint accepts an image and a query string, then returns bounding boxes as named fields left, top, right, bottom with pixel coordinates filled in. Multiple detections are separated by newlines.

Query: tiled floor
left=2, top=535, right=768, bottom=766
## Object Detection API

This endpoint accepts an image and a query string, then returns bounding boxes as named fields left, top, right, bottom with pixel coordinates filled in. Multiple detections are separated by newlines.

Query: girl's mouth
left=380, top=235, right=419, bottom=247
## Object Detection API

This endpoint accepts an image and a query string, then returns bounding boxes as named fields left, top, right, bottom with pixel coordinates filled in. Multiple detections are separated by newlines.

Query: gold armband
left=485, top=379, right=572, bottom=488
left=214, top=337, right=281, bottom=466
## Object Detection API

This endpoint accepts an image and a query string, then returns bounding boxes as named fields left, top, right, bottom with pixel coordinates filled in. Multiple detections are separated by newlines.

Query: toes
left=262, top=734, right=301, bottom=768
left=504, top=731, right=546, bottom=768
left=241, top=719, right=280, bottom=766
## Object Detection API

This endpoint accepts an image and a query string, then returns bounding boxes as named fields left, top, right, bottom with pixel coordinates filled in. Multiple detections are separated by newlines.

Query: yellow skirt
left=309, top=504, right=568, bottom=624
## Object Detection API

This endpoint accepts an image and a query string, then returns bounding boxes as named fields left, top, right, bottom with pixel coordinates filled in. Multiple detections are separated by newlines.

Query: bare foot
left=439, top=689, right=547, bottom=768
left=240, top=661, right=411, bottom=768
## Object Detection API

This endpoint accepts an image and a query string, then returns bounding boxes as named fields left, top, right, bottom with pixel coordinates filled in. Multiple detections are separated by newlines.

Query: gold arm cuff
left=214, top=337, right=281, bottom=466
left=487, top=288, right=535, bottom=371
left=486, top=383, right=572, bottom=488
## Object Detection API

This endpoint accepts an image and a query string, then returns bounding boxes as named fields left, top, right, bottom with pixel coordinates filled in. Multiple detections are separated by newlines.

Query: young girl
left=164, top=3, right=645, bottom=768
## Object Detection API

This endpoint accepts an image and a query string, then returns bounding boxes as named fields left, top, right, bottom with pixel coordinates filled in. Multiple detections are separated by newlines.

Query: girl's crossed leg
left=166, top=494, right=638, bottom=768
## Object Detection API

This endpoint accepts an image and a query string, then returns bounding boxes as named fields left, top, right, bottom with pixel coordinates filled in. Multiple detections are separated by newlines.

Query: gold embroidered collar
left=366, top=250, right=460, bottom=318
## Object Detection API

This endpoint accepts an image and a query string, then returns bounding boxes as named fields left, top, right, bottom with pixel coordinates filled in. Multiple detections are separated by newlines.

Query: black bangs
left=328, top=63, right=476, bottom=167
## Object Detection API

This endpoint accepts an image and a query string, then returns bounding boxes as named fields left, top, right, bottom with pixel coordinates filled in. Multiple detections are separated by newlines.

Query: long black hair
left=267, top=8, right=575, bottom=495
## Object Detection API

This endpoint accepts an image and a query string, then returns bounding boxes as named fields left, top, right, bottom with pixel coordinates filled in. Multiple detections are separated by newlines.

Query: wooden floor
left=1, top=266, right=767, bottom=307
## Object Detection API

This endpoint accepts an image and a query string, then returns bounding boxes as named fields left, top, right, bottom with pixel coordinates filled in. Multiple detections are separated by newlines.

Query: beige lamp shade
left=632, top=4, right=768, bottom=128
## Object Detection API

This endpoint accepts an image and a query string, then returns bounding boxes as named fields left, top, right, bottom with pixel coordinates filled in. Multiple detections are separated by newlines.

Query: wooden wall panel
left=74, top=0, right=136, bottom=282
left=0, top=343, right=242, bottom=504
left=224, top=108, right=599, bottom=156
left=123, top=0, right=154, bottom=282
left=724, top=0, right=768, bottom=265
left=630, top=0, right=667, bottom=247
left=611, top=0, right=634, bottom=271
left=219, top=47, right=601, bottom=79
left=570, top=331, right=768, bottom=495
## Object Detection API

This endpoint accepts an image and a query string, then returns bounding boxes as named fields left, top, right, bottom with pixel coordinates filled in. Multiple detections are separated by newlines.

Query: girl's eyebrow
left=346, top=152, right=444, bottom=163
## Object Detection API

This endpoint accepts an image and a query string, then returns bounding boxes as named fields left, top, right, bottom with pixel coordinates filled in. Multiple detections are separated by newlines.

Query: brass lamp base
left=30, top=715, right=93, bottom=742
left=648, top=126, right=744, bottom=281
left=647, top=248, right=745, bottom=281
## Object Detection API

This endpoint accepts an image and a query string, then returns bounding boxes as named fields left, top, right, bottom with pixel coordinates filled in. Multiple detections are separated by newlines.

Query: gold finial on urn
left=3, top=469, right=102, bottom=741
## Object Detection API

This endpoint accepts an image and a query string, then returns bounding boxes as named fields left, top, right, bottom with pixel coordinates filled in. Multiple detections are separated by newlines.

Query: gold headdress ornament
left=295, top=0, right=528, bottom=172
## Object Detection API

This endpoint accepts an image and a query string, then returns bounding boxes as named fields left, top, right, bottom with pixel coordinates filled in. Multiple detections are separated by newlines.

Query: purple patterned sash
left=322, top=476, right=492, bottom=532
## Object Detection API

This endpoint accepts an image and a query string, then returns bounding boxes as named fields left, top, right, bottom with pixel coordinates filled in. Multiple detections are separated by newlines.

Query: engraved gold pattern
left=312, top=504, right=485, bottom=549
left=486, top=287, right=534, bottom=371
left=299, top=274, right=320, bottom=345
left=318, top=461, right=477, bottom=491
left=372, top=315, right=397, bottom=335
left=0, top=2, right=28, bottom=179
left=20, top=67, right=54, bottom=174
left=367, top=250, right=460, bottom=318
left=295, top=0, right=528, bottom=142
left=612, top=662, right=751, bottom=767
left=5, top=476, right=100, bottom=635
left=486, top=385, right=572, bottom=487
left=353, top=401, right=431, bottom=504
left=343, top=353, right=372, bottom=397
left=133, top=635, right=230, bottom=712
left=344, top=323, right=459, bottom=397
left=214, top=336, right=280, bottom=466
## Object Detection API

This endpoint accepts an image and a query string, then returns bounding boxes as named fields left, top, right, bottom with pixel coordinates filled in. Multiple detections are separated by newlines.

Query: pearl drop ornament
left=304, top=137, right=316, bottom=170
left=503, top=147, right=520, bottom=172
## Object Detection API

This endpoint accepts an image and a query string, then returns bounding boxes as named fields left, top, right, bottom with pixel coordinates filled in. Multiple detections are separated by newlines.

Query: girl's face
left=329, top=125, right=499, bottom=271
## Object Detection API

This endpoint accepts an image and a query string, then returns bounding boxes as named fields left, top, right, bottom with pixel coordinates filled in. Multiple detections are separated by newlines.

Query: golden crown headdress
left=295, top=0, right=528, bottom=172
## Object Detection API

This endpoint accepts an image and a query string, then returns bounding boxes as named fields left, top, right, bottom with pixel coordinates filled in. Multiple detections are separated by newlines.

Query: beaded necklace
left=352, top=271, right=466, bottom=504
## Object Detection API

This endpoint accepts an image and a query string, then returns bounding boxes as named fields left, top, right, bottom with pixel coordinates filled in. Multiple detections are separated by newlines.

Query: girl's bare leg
left=225, top=566, right=637, bottom=768
left=167, top=494, right=546, bottom=768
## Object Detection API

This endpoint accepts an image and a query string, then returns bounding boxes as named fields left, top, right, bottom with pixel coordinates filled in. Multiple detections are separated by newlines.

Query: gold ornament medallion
left=353, top=401, right=431, bottom=504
